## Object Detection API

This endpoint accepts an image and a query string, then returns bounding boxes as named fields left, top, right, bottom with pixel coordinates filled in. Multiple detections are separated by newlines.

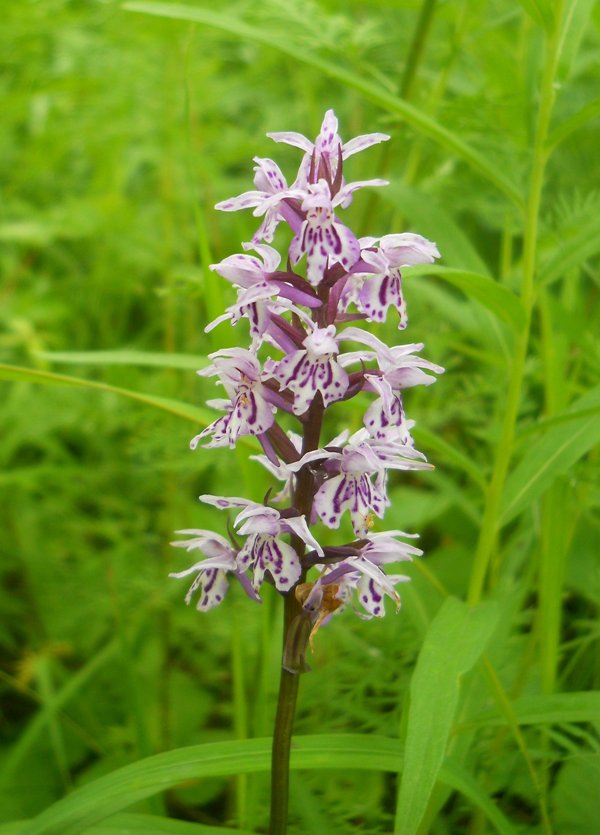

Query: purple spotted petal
left=254, top=536, right=302, bottom=592
left=271, top=349, right=349, bottom=415
left=357, top=270, right=407, bottom=327
left=363, top=378, right=412, bottom=445
left=190, top=382, right=275, bottom=449
left=243, top=534, right=302, bottom=592
left=215, top=190, right=265, bottom=212
left=252, top=157, right=288, bottom=193
left=314, top=472, right=382, bottom=535
left=200, top=494, right=254, bottom=510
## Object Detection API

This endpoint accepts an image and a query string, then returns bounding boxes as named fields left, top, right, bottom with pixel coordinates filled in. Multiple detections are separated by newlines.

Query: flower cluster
left=171, top=110, right=442, bottom=637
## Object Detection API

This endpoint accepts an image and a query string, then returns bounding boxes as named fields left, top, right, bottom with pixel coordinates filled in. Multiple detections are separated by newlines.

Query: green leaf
left=538, top=212, right=600, bottom=287
left=35, top=350, right=207, bottom=371
left=15, top=734, right=514, bottom=835
left=467, top=692, right=600, bottom=728
left=552, top=755, right=600, bottom=835
left=500, top=385, right=600, bottom=524
left=557, top=0, right=597, bottom=81
left=381, top=183, right=492, bottom=275
left=406, top=265, right=526, bottom=332
left=394, top=598, right=499, bottom=835
left=412, top=427, right=486, bottom=490
left=122, top=2, right=523, bottom=207
left=546, top=95, right=600, bottom=150
left=440, top=759, right=518, bottom=835
left=86, top=813, right=250, bottom=834
left=0, top=363, right=214, bottom=426
left=515, top=0, right=554, bottom=31
left=2, top=815, right=249, bottom=835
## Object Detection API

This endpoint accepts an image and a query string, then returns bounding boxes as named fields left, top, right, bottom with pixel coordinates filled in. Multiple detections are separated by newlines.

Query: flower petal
left=342, top=132, right=390, bottom=159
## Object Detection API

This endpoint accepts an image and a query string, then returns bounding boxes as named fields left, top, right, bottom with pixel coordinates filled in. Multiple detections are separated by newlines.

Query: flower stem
left=268, top=593, right=305, bottom=835
left=269, top=394, right=324, bottom=834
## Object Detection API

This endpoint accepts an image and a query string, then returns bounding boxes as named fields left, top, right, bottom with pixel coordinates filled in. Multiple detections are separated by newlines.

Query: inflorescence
left=171, top=110, right=443, bottom=643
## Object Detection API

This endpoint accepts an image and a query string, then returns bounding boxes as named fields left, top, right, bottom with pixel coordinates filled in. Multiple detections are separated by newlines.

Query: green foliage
left=1, top=0, right=599, bottom=833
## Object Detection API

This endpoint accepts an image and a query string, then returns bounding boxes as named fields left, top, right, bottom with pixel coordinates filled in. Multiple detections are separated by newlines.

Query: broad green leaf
left=36, top=350, right=207, bottom=371
left=0, top=363, right=214, bottom=426
left=16, top=734, right=514, bottom=835
left=406, top=265, right=526, bottom=331
left=394, top=597, right=499, bottom=835
left=500, top=385, right=600, bottom=524
left=122, top=2, right=522, bottom=207
left=466, top=692, right=600, bottom=728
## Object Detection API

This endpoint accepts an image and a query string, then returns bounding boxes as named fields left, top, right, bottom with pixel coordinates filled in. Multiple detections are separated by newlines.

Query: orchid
left=174, top=110, right=442, bottom=629
left=170, top=110, right=443, bottom=835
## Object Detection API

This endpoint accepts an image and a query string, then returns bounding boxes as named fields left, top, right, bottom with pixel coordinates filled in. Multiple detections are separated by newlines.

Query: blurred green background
left=1, top=1, right=599, bottom=833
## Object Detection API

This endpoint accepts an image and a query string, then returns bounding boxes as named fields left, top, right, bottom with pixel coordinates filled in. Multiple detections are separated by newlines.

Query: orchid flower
left=173, top=109, right=442, bottom=641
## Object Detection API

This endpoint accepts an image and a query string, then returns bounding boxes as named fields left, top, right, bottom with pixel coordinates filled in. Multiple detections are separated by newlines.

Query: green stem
left=467, top=5, right=565, bottom=606
left=401, top=0, right=438, bottom=99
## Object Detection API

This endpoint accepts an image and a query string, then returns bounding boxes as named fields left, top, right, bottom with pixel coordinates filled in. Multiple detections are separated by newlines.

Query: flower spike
left=173, top=110, right=442, bottom=637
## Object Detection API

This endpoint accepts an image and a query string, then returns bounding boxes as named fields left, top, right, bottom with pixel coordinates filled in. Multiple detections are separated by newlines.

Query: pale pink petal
left=266, top=130, right=313, bottom=152
left=215, top=190, right=265, bottom=212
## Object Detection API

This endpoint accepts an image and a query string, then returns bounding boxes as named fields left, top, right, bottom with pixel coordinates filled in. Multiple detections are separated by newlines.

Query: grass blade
left=35, top=350, right=207, bottom=371
left=2, top=814, right=250, bottom=835
left=0, top=363, right=214, bottom=426
left=466, top=692, right=600, bottom=728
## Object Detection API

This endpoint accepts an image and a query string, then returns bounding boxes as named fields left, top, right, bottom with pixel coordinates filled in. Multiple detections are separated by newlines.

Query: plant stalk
left=268, top=395, right=324, bottom=834
left=268, top=594, right=305, bottom=835
left=467, top=5, right=566, bottom=607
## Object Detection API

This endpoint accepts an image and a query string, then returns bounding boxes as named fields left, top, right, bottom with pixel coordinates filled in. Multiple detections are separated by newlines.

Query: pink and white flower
left=341, top=233, right=440, bottom=327
left=302, top=531, right=420, bottom=620
left=215, top=157, right=306, bottom=243
left=290, top=429, right=429, bottom=536
left=267, top=108, right=389, bottom=196
left=170, top=529, right=260, bottom=611
left=200, top=495, right=323, bottom=592
left=174, top=110, right=442, bottom=630
left=267, top=324, right=349, bottom=415
left=338, top=328, right=444, bottom=442
left=191, top=349, right=276, bottom=448
left=289, top=180, right=361, bottom=285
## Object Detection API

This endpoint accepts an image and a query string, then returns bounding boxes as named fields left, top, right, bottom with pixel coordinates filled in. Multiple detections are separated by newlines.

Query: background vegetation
left=1, top=1, right=599, bottom=833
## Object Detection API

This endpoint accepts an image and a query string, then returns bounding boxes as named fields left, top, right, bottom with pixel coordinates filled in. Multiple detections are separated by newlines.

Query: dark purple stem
left=268, top=394, right=324, bottom=835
